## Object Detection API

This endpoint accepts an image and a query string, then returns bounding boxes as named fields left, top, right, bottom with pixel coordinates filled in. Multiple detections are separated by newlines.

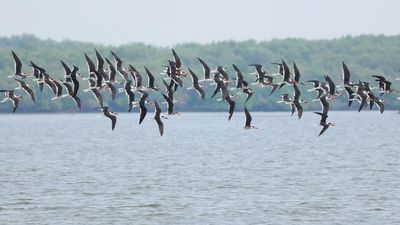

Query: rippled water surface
left=0, top=111, right=399, bottom=224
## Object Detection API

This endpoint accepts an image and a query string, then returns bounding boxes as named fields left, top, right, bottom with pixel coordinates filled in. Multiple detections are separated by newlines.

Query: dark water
left=0, top=111, right=399, bottom=224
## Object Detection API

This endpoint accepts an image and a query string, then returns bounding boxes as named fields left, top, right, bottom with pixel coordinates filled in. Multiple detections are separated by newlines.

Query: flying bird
left=0, top=90, right=22, bottom=113
left=10, top=51, right=28, bottom=79
left=314, top=112, right=335, bottom=136
left=14, top=78, right=35, bottom=103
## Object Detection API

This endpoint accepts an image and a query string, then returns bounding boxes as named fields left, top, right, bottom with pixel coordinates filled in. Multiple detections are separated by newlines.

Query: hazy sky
left=1, top=0, right=399, bottom=46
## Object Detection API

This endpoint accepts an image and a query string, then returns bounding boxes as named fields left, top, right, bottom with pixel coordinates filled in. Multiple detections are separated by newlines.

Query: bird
left=0, top=90, right=22, bottom=113
left=244, top=106, right=257, bottom=129
left=137, top=90, right=149, bottom=124
left=171, top=48, right=186, bottom=77
left=30, top=62, right=57, bottom=96
left=14, top=78, right=35, bottom=103
left=248, top=64, right=267, bottom=86
left=324, top=75, right=340, bottom=98
left=101, top=106, right=117, bottom=131
left=153, top=101, right=164, bottom=136
left=187, top=68, right=205, bottom=100
left=144, top=67, right=160, bottom=91
left=314, top=112, right=335, bottom=136
left=211, top=73, right=228, bottom=99
left=10, top=51, right=28, bottom=79
left=277, top=94, right=295, bottom=116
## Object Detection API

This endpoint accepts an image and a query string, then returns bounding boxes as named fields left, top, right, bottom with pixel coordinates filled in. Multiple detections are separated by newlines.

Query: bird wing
left=188, top=68, right=199, bottom=85
left=154, top=101, right=164, bottom=136
left=293, top=61, right=300, bottom=83
left=342, top=61, right=350, bottom=84
left=45, top=79, right=58, bottom=95
left=139, top=105, right=147, bottom=124
left=11, top=97, right=20, bottom=113
left=91, top=89, right=103, bottom=107
left=105, top=58, right=116, bottom=81
left=293, top=100, right=303, bottom=119
left=171, top=49, right=181, bottom=68
left=281, top=59, right=290, bottom=81
left=12, top=51, right=22, bottom=75
left=94, top=49, right=105, bottom=70
left=60, top=60, right=71, bottom=75
left=320, top=96, right=329, bottom=115
left=107, top=82, right=117, bottom=100
left=243, top=88, right=253, bottom=103
left=293, top=83, right=301, bottom=100
left=105, top=113, right=117, bottom=131
left=84, top=53, right=96, bottom=73
left=144, top=67, right=155, bottom=87
left=24, top=85, right=36, bottom=103
left=197, top=57, right=210, bottom=80
left=162, top=93, right=174, bottom=115
left=72, top=95, right=81, bottom=110
left=319, top=125, right=330, bottom=136
left=225, top=96, right=235, bottom=121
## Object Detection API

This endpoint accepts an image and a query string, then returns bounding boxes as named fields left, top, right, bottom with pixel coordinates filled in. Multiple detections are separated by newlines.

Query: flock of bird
left=1, top=49, right=398, bottom=136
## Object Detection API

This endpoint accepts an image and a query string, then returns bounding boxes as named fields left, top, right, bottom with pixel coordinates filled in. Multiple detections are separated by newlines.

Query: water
left=0, top=111, right=399, bottom=224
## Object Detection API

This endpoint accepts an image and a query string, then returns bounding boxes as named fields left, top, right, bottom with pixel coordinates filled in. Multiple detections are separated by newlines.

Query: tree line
left=0, top=34, right=399, bottom=113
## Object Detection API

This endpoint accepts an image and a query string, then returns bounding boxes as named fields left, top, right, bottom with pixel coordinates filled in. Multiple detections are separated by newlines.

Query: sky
left=1, top=0, right=399, bottom=47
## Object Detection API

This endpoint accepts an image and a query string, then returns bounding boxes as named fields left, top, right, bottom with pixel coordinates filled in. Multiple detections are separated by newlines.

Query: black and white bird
left=314, top=112, right=335, bottom=136
left=137, top=90, right=149, bottom=124
left=0, top=90, right=22, bottom=113
left=14, top=78, right=35, bottom=103
left=10, top=51, right=29, bottom=79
